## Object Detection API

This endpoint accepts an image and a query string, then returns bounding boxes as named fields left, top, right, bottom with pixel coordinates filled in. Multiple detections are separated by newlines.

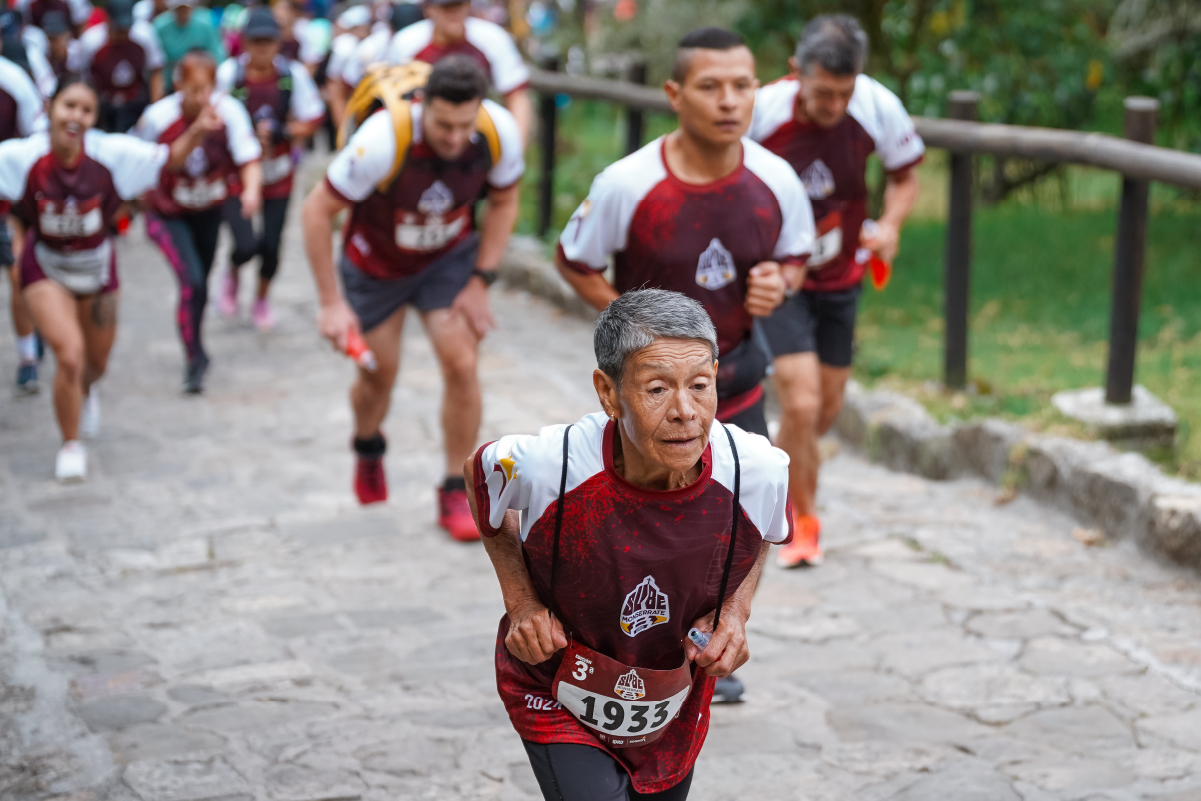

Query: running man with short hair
left=467, top=289, right=791, bottom=800
left=71, top=0, right=166, bottom=132
left=302, top=55, right=523, bottom=539
left=749, top=14, right=923, bottom=568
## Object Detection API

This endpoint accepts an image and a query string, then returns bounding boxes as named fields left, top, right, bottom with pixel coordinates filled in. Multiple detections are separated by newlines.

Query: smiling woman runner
left=465, top=289, right=793, bottom=800
left=0, top=76, right=217, bottom=481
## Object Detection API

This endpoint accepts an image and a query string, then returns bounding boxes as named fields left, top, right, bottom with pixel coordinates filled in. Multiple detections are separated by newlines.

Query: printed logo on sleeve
left=619, top=576, right=670, bottom=637
left=694, top=238, right=736, bottom=291
left=800, top=158, right=835, bottom=200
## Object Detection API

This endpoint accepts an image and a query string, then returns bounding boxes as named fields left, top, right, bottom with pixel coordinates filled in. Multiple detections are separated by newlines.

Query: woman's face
left=50, top=84, right=98, bottom=148
left=606, top=338, right=718, bottom=475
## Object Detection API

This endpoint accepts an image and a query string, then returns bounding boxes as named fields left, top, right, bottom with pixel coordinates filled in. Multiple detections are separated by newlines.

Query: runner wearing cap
left=215, top=6, right=324, bottom=329
left=37, top=10, right=72, bottom=82
left=153, top=0, right=225, bottom=92
left=14, top=0, right=90, bottom=35
left=380, top=0, right=531, bottom=141
left=467, top=289, right=791, bottom=800
left=0, top=46, right=48, bottom=394
left=749, top=15, right=923, bottom=568
left=135, top=49, right=261, bottom=393
left=72, top=0, right=166, bottom=132
left=323, top=3, right=370, bottom=127
left=0, top=77, right=218, bottom=480
left=302, top=56, right=522, bottom=534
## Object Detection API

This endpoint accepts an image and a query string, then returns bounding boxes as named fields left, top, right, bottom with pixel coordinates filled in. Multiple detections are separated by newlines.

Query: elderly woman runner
left=466, top=289, right=792, bottom=800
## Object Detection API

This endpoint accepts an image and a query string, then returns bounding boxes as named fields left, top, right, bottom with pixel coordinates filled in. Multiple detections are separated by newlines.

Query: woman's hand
left=684, top=603, right=751, bottom=678
left=506, top=599, right=567, bottom=665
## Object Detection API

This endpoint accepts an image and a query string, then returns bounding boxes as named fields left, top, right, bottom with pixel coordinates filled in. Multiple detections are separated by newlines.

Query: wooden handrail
left=528, top=68, right=1201, bottom=189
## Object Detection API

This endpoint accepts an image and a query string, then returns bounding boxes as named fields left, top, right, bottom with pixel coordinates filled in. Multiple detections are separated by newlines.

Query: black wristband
left=472, top=268, right=499, bottom=287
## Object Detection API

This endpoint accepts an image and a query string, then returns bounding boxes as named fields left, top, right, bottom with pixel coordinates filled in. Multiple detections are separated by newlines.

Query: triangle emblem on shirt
left=695, top=238, right=737, bottom=291
left=800, top=158, right=836, bottom=200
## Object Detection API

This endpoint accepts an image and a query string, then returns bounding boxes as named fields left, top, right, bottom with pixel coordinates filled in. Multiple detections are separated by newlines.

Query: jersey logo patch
left=614, top=669, right=646, bottom=701
left=111, top=60, right=135, bottom=88
left=417, top=180, right=455, bottom=215
left=800, top=158, right=835, bottom=200
left=695, top=238, right=736, bottom=291
left=620, top=576, right=670, bottom=637
left=184, top=146, right=208, bottom=178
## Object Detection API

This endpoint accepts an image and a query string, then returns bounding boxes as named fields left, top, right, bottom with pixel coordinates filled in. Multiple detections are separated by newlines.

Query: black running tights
left=522, top=741, right=693, bottom=801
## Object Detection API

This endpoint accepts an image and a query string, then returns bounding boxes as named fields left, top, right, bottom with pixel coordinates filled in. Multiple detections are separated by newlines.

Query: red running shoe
left=777, top=512, right=823, bottom=568
left=438, top=486, right=480, bottom=541
left=354, top=455, right=388, bottom=505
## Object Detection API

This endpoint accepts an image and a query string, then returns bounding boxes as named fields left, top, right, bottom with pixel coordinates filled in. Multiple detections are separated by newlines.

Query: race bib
left=394, top=207, right=468, bottom=254
left=172, top=178, right=228, bottom=209
left=261, top=153, right=293, bottom=185
left=808, top=211, right=843, bottom=269
left=552, top=640, right=692, bottom=749
left=39, top=197, right=103, bottom=239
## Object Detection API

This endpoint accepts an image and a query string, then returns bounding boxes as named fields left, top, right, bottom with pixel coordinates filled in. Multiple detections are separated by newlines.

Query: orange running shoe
left=438, top=486, right=481, bottom=542
left=777, top=513, right=823, bottom=568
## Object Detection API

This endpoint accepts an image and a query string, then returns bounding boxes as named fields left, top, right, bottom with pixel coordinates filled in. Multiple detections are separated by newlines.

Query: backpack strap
left=474, top=103, right=503, bottom=168
left=379, top=99, right=413, bottom=193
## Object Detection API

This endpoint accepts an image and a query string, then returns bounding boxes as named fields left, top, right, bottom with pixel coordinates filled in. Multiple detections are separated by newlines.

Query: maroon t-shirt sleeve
left=472, top=441, right=503, bottom=538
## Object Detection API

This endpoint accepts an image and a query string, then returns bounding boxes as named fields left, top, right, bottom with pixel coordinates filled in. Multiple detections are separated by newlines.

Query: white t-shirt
left=134, top=91, right=261, bottom=167
left=340, top=26, right=390, bottom=86
left=70, top=20, right=166, bottom=74
left=325, top=30, right=361, bottom=84
left=0, top=56, right=48, bottom=138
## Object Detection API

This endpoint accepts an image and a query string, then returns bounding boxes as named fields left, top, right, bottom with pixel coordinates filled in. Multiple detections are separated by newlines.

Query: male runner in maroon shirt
left=749, top=15, right=923, bottom=567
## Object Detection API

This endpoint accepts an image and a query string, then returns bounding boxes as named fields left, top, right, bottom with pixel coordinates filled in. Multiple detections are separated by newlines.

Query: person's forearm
left=505, top=89, right=533, bottom=144
left=726, top=542, right=770, bottom=621
left=328, top=81, right=347, bottom=128
left=240, top=161, right=262, bottom=198
left=150, top=69, right=164, bottom=101
left=477, top=187, right=519, bottom=270
left=301, top=187, right=342, bottom=306
left=554, top=252, right=619, bottom=311
left=166, top=124, right=206, bottom=169
left=879, top=169, right=919, bottom=229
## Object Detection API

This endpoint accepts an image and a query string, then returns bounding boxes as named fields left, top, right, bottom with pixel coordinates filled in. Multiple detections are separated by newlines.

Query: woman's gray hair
left=594, top=289, right=719, bottom=386
left=795, top=14, right=868, bottom=76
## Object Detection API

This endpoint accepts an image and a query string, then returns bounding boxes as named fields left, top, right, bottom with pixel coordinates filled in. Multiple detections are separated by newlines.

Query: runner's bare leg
left=23, top=281, right=84, bottom=442
left=771, top=352, right=822, bottom=517
left=8, top=265, right=34, bottom=339
left=422, top=306, right=482, bottom=478
left=77, top=291, right=118, bottom=394
left=354, top=306, right=407, bottom=438
left=817, top=364, right=852, bottom=436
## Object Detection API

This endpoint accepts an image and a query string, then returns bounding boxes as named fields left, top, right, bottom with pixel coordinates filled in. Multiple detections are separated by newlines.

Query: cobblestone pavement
left=2, top=177, right=1201, bottom=800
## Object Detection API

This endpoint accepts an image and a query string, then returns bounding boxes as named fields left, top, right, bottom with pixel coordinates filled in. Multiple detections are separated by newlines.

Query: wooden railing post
left=943, top=91, right=978, bottom=390
left=625, top=60, right=647, bottom=155
left=537, top=55, right=560, bottom=238
left=1105, top=97, right=1159, bottom=404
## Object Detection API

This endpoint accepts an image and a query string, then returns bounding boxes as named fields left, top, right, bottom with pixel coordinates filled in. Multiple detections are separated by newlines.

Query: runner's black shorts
left=760, top=284, right=862, bottom=368
left=339, top=234, right=479, bottom=333
left=522, top=740, right=693, bottom=801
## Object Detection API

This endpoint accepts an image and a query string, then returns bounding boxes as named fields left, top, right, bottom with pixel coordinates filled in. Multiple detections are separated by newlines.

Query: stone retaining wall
left=499, top=236, right=1201, bottom=569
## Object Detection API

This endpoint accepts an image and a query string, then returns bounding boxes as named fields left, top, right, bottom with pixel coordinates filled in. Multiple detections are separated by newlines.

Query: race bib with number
left=172, top=178, right=228, bottom=210
left=807, top=211, right=844, bottom=269
left=394, top=207, right=469, bottom=254
left=551, top=640, right=692, bottom=749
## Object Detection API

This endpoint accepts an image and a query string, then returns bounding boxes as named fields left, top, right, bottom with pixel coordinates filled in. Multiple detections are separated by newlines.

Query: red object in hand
left=868, top=254, right=892, bottom=290
left=115, top=214, right=131, bottom=236
left=344, top=329, right=378, bottom=371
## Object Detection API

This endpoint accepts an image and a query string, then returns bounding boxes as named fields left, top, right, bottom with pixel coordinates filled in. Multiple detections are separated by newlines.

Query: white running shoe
left=79, top=388, right=101, bottom=439
left=55, top=441, right=87, bottom=483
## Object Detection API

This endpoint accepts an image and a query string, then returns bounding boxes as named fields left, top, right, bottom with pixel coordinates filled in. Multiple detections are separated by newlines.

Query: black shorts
left=760, top=285, right=862, bottom=368
left=0, top=212, right=13, bottom=269
left=522, top=740, right=693, bottom=801
left=339, top=234, right=479, bottom=332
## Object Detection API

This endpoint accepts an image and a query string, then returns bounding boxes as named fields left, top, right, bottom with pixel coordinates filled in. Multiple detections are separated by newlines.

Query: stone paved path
left=2, top=172, right=1201, bottom=800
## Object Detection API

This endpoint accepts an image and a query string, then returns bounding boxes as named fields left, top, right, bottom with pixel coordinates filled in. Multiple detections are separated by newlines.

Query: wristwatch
left=472, top=268, right=499, bottom=287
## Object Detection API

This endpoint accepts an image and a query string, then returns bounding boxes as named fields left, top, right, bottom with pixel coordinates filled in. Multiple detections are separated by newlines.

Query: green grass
left=514, top=102, right=1201, bottom=478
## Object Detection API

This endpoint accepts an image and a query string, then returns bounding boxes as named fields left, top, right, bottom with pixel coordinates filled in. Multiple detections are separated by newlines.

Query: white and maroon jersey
left=324, top=30, right=361, bottom=84
left=373, top=17, right=530, bottom=95
left=0, top=129, right=168, bottom=252
left=558, top=137, right=815, bottom=357
left=339, top=26, right=389, bottom=90
left=472, top=412, right=791, bottom=791
left=217, top=55, right=324, bottom=198
left=0, top=56, right=48, bottom=142
left=324, top=99, right=523, bottom=279
left=750, top=74, right=925, bottom=292
left=16, top=0, right=92, bottom=28
left=134, top=91, right=261, bottom=216
left=72, top=22, right=165, bottom=106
